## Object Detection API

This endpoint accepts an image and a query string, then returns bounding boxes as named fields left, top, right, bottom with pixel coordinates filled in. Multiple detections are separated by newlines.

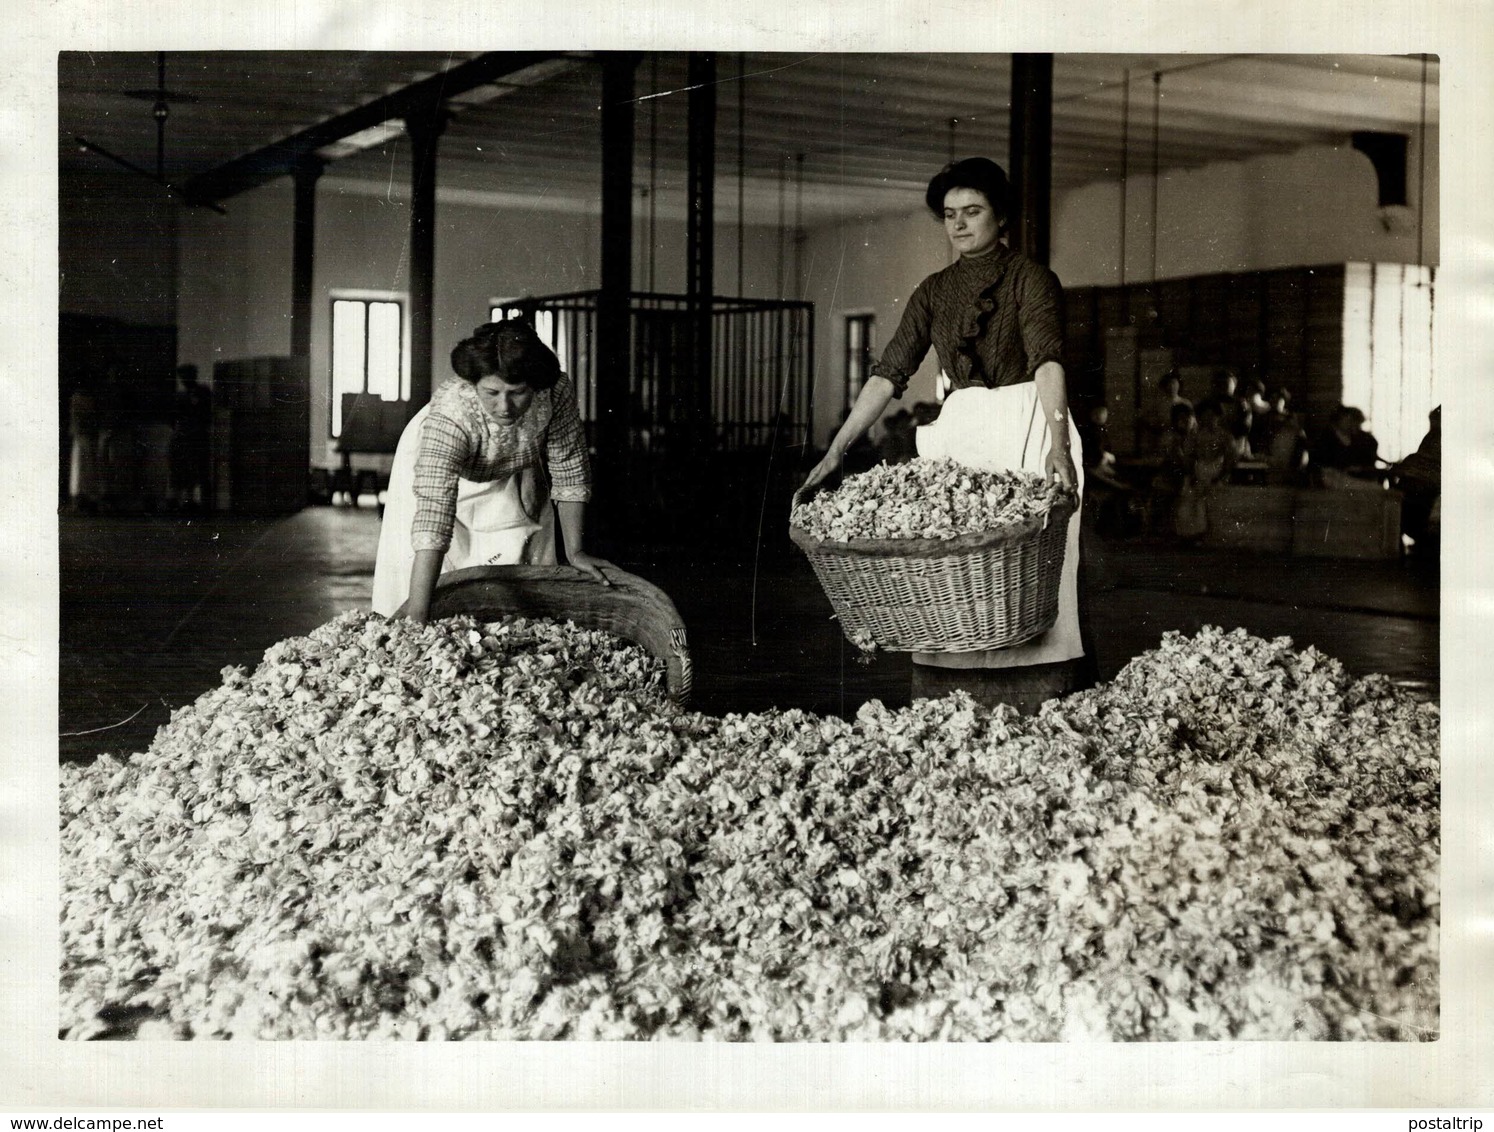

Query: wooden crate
left=214, top=356, right=311, bottom=514
left=1203, top=486, right=1296, bottom=554
left=1290, top=489, right=1403, bottom=559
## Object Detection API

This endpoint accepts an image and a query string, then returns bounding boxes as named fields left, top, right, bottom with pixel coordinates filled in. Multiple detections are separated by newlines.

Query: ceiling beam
left=181, top=51, right=572, bottom=204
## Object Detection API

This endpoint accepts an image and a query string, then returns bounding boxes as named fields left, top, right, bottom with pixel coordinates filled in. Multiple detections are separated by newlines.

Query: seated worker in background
left=875, top=407, right=918, bottom=465
left=1188, top=400, right=1239, bottom=488
left=1245, top=379, right=1274, bottom=454
left=1310, top=405, right=1384, bottom=489
left=1079, top=403, right=1136, bottom=536
left=1157, top=402, right=1197, bottom=489
left=1392, top=405, right=1441, bottom=554
left=1078, top=404, right=1126, bottom=487
left=1141, top=371, right=1190, bottom=454
left=1145, top=401, right=1197, bottom=536
left=1196, top=367, right=1252, bottom=456
left=1260, top=388, right=1308, bottom=486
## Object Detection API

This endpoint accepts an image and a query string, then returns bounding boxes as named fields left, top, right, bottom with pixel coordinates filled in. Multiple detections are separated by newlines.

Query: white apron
left=913, top=383, right=1085, bottom=669
left=371, top=403, right=557, bottom=617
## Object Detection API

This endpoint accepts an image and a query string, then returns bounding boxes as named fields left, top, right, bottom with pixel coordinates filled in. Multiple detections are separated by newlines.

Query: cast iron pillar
left=1008, top=53, right=1054, bottom=266
left=405, top=97, right=449, bottom=411
left=686, top=52, right=717, bottom=444
left=290, top=157, right=323, bottom=360
left=598, top=53, right=639, bottom=474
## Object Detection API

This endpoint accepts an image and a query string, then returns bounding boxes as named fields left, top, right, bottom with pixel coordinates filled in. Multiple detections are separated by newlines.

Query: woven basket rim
left=789, top=493, right=1075, bottom=558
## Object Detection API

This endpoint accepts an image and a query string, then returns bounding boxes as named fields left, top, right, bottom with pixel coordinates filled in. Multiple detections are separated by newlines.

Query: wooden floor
left=59, top=505, right=1439, bottom=763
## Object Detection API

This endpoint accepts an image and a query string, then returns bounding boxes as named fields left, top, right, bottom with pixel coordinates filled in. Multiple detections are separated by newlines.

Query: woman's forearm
left=829, top=375, right=898, bottom=458
left=556, top=499, right=587, bottom=558
left=1034, top=361, right=1071, bottom=453
left=405, top=549, right=443, bottom=621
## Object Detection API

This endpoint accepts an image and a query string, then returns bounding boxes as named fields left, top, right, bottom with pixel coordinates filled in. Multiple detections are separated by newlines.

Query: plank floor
left=59, top=506, right=1439, bottom=763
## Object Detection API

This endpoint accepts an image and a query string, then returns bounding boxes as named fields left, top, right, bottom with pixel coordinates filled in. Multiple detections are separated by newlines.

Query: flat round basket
left=789, top=495, right=1075, bottom=653
left=400, top=564, right=692, bottom=705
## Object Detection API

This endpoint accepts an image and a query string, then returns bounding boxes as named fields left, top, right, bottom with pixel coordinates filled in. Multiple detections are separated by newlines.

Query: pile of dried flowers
left=60, top=615, right=1437, bottom=1041
left=791, top=459, right=1069, bottom=542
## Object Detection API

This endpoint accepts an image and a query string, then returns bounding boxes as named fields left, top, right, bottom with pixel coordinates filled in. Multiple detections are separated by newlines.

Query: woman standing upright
left=372, top=319, right=612, bottom=621
left=800, top=158, right=1085, bottom=685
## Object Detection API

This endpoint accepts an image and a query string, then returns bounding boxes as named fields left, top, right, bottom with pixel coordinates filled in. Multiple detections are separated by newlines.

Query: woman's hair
left=450, top=318, right=561, bottom=390
left=925, top=158, right=1014, bottom=228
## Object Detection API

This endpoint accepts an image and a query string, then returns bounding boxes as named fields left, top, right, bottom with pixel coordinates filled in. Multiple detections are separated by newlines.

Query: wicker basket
left=790, top=496, right=1075, bottom=653
left=401, top=564, right=692, bottom=704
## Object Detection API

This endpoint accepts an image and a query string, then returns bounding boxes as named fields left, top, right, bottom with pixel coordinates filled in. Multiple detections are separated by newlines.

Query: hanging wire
left=1119, top=69, right=1130, bottom=290
left=793, top=152, right=805, bottom=301
left=775, top=154, right=786, bottom=300
left=1150, top=71, right=1162, bottom=292
left=647, top=54, right=658, bottom=293
left=1416, top=52, right=1428, bottom=270
left=738, top=52, right=746, bottom=298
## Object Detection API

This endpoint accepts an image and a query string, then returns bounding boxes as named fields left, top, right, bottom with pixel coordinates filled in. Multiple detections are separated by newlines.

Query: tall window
left=844, top=313, right=876, bottom=413
left=330, top=297, right=405, bottom=438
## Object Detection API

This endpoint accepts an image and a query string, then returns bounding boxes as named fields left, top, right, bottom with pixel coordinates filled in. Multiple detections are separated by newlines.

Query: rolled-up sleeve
left=870, top=278, right=935, bottom=399
left=1017, top=263, right=1065, bottom=377
left=545, top=375, right=592, bottom=503
left=410, top=412, right=469, bottom=554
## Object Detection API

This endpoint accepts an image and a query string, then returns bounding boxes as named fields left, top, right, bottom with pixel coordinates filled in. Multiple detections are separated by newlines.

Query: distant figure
left=1157, top=401, right=1197, bottom=491
left=1393, top=405, right=1441, bottom=553
left=1310, top=405, right=1382, bottom=488
left=1078, top=404, right=1118, bottom=476
left=1245, top=379, right=1274, bottom=454
left=170, top=364, right=213, bottom=511
left=876, top=407, right=918, bottom=465
left=68, top=375, right=102, bottom=512
left=1142, top=371, right=1190, bottom=454
left=1259, top=387, right=1307, bottom=486
left=1197, top=367, right=1252, bottom=457
left=95, top=361, right=133, bottom=508
left=911, top=400, right=943, bottom=428
left=1188, top=400, right=1239, bottom=489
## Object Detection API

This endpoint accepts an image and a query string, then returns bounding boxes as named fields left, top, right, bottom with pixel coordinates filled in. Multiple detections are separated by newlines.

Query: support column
left=598, top=53, right=639, bottom=473
left=290, top=157, right=323, bottom=360
left=405, top=98, right=449, bottom=411
left=685, top=52, right=717, bottom=444
left=1008, top=53, right=1054, bottom=266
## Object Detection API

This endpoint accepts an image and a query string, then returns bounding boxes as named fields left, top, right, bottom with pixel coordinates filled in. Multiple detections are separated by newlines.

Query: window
left=330, top=297, right=406, bottom=438
left=490, top=304, right=568, bottom=373
left=844, top=313, right=876, bottom=413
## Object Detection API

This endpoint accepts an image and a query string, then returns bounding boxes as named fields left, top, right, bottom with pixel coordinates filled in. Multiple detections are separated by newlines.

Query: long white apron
left=371, top=404, right=557, bottom=617
left=913, top=383, right=1085, bottom=669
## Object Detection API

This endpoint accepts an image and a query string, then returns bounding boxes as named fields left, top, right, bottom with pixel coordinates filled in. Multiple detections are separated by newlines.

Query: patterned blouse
left=872, top=244, right=1065, bottom=398
left=410, top=375, right=592, bottom=554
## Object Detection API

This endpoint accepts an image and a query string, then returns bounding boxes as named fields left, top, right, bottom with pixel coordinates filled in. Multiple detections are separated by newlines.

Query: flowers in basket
left=791, top=458, right=1069, bottom=542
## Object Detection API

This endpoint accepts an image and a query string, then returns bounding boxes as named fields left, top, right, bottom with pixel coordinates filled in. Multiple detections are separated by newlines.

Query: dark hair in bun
left=450, top=338, right=492, bottom=382
left=477, top=318, right=562, bottom=390
left=449, top=318, right=562, bottom=390
left=924, top=157, right=1013, bottom=230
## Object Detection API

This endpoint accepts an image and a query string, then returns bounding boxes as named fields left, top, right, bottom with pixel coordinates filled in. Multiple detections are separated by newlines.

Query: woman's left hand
left=569, top=551, right=615, bottom=587
left=1046, top=446, right=1078, bottom=492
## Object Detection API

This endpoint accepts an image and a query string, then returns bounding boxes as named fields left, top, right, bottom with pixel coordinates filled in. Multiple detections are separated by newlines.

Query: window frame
left=843, top=311, right=876, bottom=415
left=327, top=290, right=409, bottom=440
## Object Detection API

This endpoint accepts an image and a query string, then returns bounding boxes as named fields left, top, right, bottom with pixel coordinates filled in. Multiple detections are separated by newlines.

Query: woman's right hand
left=797, top=451, right=842, bottom=503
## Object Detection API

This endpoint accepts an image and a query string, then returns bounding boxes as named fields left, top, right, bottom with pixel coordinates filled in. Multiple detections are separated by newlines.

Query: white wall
left=799, top=210, right=953, bottom=445
left=1051, top=135, right=1440, bottom=287
left=800, top=137, right=1440, bottom=447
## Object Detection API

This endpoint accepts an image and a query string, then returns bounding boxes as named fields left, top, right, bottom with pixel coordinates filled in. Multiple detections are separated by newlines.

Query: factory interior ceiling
left=58, top=50, right=1438, bottom=225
